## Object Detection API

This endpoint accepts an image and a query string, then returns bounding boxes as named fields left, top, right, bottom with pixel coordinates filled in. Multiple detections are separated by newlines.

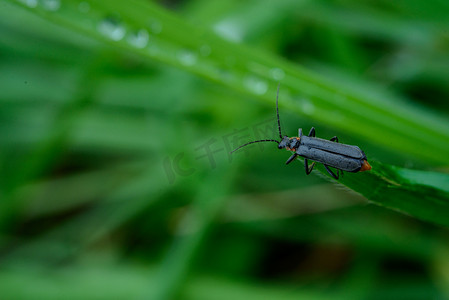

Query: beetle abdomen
left=300, top=136, right=366, bottom=159
left=297, top=147, right=363, bottom=172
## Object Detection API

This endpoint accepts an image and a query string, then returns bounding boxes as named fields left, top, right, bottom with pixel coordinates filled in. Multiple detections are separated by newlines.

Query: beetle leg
left=330, top=136, right=338, bottom=143
left=324, top=165, right=339, bottom=180
left=285, top=153, right=298, bottom=165
left=308, top=127, right=316, bottom=137
left=304, top=158, right=315, bottom=175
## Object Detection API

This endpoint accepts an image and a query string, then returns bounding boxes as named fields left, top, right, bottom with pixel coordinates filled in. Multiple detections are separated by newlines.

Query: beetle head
left=278, top=136, right=290, bottom=149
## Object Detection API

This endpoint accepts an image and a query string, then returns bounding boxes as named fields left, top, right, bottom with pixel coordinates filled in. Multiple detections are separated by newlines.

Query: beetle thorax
left=278, top=136, right=300, bottom=151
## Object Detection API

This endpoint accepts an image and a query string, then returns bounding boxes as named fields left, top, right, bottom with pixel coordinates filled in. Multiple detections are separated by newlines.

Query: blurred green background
left=1, top=0, right=449, bottom=299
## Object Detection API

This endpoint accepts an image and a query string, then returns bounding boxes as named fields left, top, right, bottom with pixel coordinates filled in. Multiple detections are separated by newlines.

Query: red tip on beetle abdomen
left=360, top=160, right=371, bottom=172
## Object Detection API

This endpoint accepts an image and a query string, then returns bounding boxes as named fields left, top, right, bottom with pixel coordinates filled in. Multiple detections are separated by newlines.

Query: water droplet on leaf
left=270, top=68, right=285, bottom=81
left=98, top=16, right=126, bottom=41
left=244, top=76, right=268, bottom=95
left=41, top=0, right=60, bottom=11
left=127, top=29, right=149, bottom=49
left=177, top=50, right=197, bottom=66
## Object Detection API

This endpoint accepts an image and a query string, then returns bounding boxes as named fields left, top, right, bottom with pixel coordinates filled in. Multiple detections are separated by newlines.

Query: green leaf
left=6, top=0, right=449, bottom=228
left=314, top=160, right=449, bottom=227
left=8, top=0, right=449, bottom=164
left=3, top=1, right=449, bottom=300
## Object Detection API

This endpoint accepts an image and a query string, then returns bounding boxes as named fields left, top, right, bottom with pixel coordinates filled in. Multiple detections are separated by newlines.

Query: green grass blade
left=311, top=160, right=449, bottom=227
left=148, top=167, right=234, bottom=299
left=6, top=0, right=449, bottom=227
left=8, top=0, right=449, bottom=165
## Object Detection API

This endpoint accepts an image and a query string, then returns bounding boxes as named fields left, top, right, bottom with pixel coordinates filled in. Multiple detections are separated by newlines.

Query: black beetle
left=231, top=85, right=371, bottom=179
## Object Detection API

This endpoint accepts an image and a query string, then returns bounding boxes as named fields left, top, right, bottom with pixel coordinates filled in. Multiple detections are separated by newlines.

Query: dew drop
left=213, top=21, right=242, bottom=42
left=19, top=0, right=37, bottom=8
left=98, top=16, right=126, bottom=41
left=78, top=1, right=90, bottom=13
left=244, top=76, right=268, bottom=95
left=270, top=68, right=285, bottom=81
left=177, top=50, right=197, bottom=66
left=127, top=29, right=149, bottom=49
left=300, top=99, right=315, bottom=115
left=41, top=0, right=60, bottom=11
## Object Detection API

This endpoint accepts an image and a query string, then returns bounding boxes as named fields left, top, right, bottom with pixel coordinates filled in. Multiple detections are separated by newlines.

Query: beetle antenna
left=276, top=83, right=283, bottom=139
left=230, top=139, right=279, bottom=154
